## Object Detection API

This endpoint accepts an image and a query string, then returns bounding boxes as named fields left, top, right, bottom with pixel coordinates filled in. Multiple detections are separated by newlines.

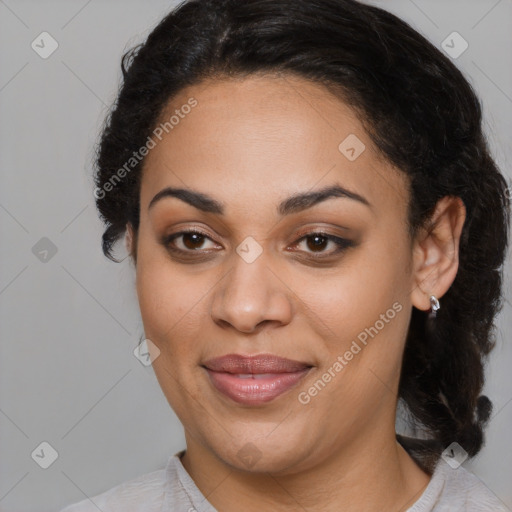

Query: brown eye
left=305, top=234, right=329, bottom=252
left=182, top=232, right=207, bottom=250
left=291, top=232, right=354, bottom=258
left=163, top=230, right=219, bottom=254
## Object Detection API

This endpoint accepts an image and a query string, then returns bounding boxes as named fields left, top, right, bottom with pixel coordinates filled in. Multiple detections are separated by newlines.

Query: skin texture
left=129, top=73, right=466, bottom=511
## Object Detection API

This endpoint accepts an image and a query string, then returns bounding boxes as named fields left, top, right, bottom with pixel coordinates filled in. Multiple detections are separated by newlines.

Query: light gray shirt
left=60, top=450, right=509, bottom=511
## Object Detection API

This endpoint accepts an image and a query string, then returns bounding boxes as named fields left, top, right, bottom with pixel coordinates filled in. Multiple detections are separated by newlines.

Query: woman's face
left=135, top=73, right=416, bottom=473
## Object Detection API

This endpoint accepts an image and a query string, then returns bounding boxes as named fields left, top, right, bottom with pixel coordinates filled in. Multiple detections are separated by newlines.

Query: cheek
left=135, top=249, right=221, bottom=372
left=135, top=242, right=193, bottom=347
left=298, top=234, right=410, bottom=338
left=297, top=231, right=412, bottom=397
left=136, top=267, right=183, bottom=338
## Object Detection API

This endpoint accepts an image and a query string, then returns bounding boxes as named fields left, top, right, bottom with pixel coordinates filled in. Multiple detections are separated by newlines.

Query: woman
left=61, top=0, right=510, bottom=510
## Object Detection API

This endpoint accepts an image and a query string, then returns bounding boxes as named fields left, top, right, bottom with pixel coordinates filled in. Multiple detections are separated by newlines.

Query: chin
left=210, top=430, right=315, bottom=475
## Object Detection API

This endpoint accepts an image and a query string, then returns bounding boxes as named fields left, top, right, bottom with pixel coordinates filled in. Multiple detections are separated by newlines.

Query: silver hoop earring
left=429, top=295, right=440, bottom=319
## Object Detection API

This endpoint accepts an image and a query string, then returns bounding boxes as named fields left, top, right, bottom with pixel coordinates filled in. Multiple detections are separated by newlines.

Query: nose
left=210, top=248, right=293, bottom=334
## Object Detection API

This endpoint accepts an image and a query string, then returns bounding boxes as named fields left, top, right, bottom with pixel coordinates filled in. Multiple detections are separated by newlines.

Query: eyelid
left=292, top=225, right=350, bottom=240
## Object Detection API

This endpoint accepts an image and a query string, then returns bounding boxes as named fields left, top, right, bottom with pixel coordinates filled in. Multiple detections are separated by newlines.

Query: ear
left=410, top=196, right=466, bottom=312
left=125, top=223, right=137, bottom=262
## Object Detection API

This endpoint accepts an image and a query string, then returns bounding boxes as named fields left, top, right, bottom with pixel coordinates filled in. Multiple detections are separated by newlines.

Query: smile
left=204, top=367, right=312, bottom=405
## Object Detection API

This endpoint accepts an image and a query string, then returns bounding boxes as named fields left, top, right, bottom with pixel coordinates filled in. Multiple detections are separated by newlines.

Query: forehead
left=140, top=74, right=409, bottom=219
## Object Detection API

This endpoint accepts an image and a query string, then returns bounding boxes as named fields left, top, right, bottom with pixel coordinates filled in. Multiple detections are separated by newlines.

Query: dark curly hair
left=93, top=0, right=510, bottom=473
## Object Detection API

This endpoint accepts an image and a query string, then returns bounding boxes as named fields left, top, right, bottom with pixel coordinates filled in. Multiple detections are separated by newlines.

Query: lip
left=202, top=354, right=313, bottom=405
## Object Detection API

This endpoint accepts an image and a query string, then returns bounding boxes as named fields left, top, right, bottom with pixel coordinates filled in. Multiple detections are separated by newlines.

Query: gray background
left=0, top=1, right=510, bottom=511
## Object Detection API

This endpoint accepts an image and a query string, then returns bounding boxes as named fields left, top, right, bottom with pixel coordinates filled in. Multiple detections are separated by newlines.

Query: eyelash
left=161, top=228, right=354, bottom=261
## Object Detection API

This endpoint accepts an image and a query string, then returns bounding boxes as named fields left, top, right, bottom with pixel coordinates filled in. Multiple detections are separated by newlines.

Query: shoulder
left=408, top=459, right=509, bottom=512
left=441, top=463, right=509, bottom=511
left=60, top=450, right=216, bottom=512
left=59, top=467, right=167, bottom=512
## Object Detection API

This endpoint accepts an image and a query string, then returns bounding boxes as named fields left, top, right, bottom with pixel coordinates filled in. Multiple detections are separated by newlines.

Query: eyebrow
left=148, top=184, right=371, bottom=216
